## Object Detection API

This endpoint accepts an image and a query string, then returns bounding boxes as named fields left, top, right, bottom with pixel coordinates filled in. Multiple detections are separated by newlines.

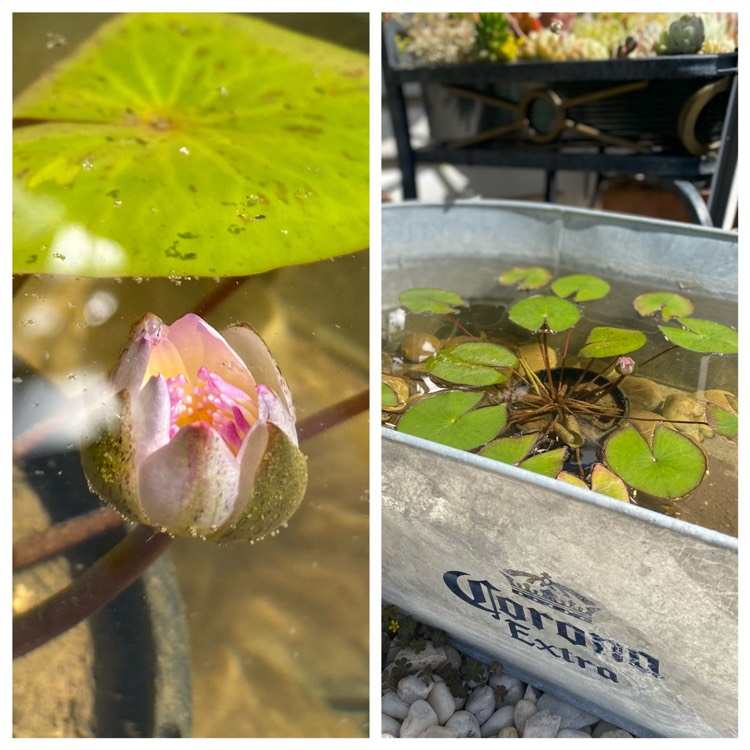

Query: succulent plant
left=655, top=14, right=705, bottom=55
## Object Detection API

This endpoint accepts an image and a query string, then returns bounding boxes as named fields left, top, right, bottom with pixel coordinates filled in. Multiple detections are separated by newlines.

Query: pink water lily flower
left=81, top=313, right=307, bottom=542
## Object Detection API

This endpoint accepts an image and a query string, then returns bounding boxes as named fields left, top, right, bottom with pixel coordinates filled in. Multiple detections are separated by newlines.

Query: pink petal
left=111, top=313, right=164, bottom=392
left=222, top=323, right=296, bottom=420
left=164, top=313, right=256, bottom=394
left=131, top=375, right=172, bottom=464
left=256, top=384, right=298, bottom=446
left=233, top=392, right=270, bottom=505
left=137, top=422, right=241, bottom=537
left=144, top=335, right=188, bottom=384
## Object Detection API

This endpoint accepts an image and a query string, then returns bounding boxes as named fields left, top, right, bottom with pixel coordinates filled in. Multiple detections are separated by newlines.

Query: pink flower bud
left=81, top=313, right=307, bottom=542
left=615, top=356, right=637, bottom=376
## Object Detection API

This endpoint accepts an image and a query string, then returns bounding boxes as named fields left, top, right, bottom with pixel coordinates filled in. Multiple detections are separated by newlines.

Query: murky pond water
left=382, top=258, right=737, bottom=537
left=13, top=256, right=369, bottom=737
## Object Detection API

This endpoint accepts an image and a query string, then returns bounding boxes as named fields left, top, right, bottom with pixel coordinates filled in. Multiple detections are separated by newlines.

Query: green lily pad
left=590, top=464, right=630, bottom=501
left=382, top=382, right=399, bottom=408
left=578, top=326, right=647, bottom=359
left=633, top=292, right=694, bottom=322
left=604, top=424, right=706, bottom=499
left=396, top=391, right=506, bottom=451
left=479, top=432, right=539, bottom=465
left=13, top=13, right=368, bottom=277
left=425, top=342, right=517, bottom=386
left=705, top=400, right=738, bottom=440
left=551, top=274, right=611, bottom=302
left=399, top=288, right=465, bottom=314
left=557, top=464, right=629, bottom=501
left=382, top=375, right=410, bottom=413
left=481, top=433, right=564, bottom=477
left=498, top=266, right=551, bottom=289
left=508, top=295, right=580, bottom=333
left=556, top=471, right=588, bottom=490
left=519, top=447, right=567, bottom=478
left=659, top=318, right=738, bottom=354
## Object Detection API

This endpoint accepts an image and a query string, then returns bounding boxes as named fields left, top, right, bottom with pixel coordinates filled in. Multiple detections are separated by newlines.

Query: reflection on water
left=13, top=252, right=369, bottom=737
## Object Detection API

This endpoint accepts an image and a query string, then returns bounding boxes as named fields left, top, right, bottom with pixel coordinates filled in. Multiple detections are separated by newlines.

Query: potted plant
left=382, top=13, right=738, bottom=200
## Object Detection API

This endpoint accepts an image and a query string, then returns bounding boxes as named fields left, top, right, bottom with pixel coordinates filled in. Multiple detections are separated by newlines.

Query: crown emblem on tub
left=500, top=569, right=600, bottom=623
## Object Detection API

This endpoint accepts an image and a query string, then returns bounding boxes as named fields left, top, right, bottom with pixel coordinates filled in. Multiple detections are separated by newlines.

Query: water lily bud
left=615, top=356, right=637, bottom=376
left=81, top=313, right=307, bottom=542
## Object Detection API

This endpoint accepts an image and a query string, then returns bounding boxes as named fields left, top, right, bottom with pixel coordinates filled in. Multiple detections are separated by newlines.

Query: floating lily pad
left=518, top=447, right=567, bottom=478
left=13, top=13, right=368, bottom=277
left=382, top=382, right=399, bottom=408
left=604, top=424, right=706, bottom=499
left=397, top=391, right=506, bottom=451
left=556, top=471, right=588, bottom=490
left=551, top=274, right=611, bottom=302
left=659, top=318, right=738, bottom=354
left=479, top=432, right=539, bottom=465
left=399, top=288, right=465, bottom=314
left=382, top=375, right=410, bottom=413
left=508, top=295, right=580, bottom=333
left=633, top=292, right=694, bottom=321
left=706, top=403, right=738, bottom=440
left=557, top=464, right=629, bottom=501
left=425, top=342, right=517, bottom=386
left=578, top=326, right=647, bottom=359
left=590, top=464, right=630, bottom=501
left=499, top=266, right=551, bottom=289
left=481, top=433, right=564, bottom=477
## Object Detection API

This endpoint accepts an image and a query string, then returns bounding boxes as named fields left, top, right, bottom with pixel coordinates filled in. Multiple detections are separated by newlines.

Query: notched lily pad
left=551, top=274, right=610, bottom=302
left=633, top=291, right=694, bottom=322
left=13, top=13, right=369, bottom=277
left=659, top=318, right=738, bottom=354
left=396, top=391, right=506, bottom=451
left=508, top=295, right=580, bottom=333
left=399, top=288, right=465, bottom=314
left=425, top=341, right=517, bottom=386
left=578, top=326, right=647, bottom=359
left=498, top=266, right=551, bottom=290
left=604, top=424, right=706, bottom=499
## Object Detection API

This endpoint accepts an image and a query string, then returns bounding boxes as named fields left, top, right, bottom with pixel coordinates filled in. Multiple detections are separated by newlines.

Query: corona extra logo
left=444, top=570, right=661, bottom=684
left=499, top=569, right=599, bottom=623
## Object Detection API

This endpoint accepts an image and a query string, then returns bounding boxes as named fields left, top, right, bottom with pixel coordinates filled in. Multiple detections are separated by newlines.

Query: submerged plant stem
left=13, top=525, right=173, bottom=659
left=445, top=314, right=478, bottom=340
left=13, top=506, right=123, bottom=571
left=191, top=276, right=248, bottom=318
left=296, top=388, right=369, bottom=442
left=13, top=387, right=370, bottom=657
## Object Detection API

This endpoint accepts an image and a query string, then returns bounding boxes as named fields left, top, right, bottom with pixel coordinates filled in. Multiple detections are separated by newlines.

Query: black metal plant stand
left=382, top=22, right=737, bottom=226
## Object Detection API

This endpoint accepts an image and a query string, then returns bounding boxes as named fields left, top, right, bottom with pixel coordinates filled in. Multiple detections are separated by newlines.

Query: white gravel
left=382, top=634, right=634, bottom=738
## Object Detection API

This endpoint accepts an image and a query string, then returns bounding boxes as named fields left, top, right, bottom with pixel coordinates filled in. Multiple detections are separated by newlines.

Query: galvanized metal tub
left=381, top=200, right=737, bottom=738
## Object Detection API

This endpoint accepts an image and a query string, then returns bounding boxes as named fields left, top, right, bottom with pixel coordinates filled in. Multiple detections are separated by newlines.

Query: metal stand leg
left=382, top=35, right=418, bottom=200
left=544, top=170, right=557, bottom=203
left=707, top=76, right=738, bottom=229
